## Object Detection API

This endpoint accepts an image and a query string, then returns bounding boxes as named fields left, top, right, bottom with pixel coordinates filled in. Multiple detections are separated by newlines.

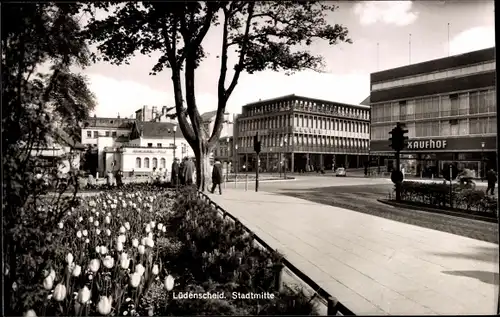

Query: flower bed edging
left=378, top=199, right=498, bottom=223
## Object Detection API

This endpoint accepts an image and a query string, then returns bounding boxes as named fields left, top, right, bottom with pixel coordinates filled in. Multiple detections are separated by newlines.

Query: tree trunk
left=194, top=139, right=212, bottom=192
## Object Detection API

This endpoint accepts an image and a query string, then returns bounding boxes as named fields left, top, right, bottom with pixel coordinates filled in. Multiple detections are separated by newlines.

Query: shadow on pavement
left=429, top=246, right=499, bottom=263
left=441, top=270, right=499, bottom=286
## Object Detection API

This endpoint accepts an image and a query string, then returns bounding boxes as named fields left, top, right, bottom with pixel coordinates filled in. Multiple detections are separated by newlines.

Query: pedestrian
left=486, top=168, right=497, bottom=195
left=171, top=158, right=179, bottom=186
left=183, top=157, right=195, bottom=186
left=210, top=160, right=223, bottom=195
left=105, top=170, right=112, bottom=188
left=179, top=158, right=186, bottom=185
left=115, top=169, right=123, bottom=187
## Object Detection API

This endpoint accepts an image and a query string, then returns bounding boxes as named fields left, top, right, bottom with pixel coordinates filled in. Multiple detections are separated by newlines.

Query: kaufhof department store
left=369, top=47, right=496, bottom=178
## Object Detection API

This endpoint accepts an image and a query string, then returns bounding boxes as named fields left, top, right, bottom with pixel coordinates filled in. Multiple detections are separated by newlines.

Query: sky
left=77, top=1, right=495, bottom=118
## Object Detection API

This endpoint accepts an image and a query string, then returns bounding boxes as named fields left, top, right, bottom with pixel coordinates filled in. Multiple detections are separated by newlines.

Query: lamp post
left=226, top=137, right=230, bottom=182
left=481, top=141, right=485, bottom=180
left=283, top=139, right=287, bottom=179
left=235, top=144, right=238, bottom=181
left=279, top=142, right=283, bottom=178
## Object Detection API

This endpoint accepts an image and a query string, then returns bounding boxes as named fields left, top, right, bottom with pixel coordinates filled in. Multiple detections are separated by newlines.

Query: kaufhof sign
left=407, top=139, right=447, bottom=150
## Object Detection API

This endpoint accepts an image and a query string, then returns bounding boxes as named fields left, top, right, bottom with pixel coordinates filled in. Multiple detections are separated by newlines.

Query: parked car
left=336, top=167, right=346, bottom=177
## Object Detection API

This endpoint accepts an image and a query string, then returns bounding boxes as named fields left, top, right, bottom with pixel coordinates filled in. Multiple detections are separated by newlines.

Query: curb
left=378, top=199, right=498, bottom=224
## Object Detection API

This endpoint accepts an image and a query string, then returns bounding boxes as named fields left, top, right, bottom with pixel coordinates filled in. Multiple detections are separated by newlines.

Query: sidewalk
left=207, top=188, right=498, bottom=315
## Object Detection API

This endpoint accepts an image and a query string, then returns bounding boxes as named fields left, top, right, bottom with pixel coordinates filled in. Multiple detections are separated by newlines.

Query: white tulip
left=85, top=238, right=90, bottom=244
left=145, top=224, right=151, bottom=233
left=119, top=226, right=126, bottom=233
left=89, top=216, right=94, bottom=223
left=96, top=229, right=101, bottom=235
left=162, top=226, right=166, bottom=233
left=89, top=259, right=100, bottom=273
left=132, top=238, right=139, bottom=248
left=145, top=237, right=154, bottom=248
left=106, top=229, right=111, bottom=236
left=141, top=237, right=147, bottom=246
left=97, top=296, right=113, bottom=315
left=72, top=265, right=82, bottom=277
left=95, top=246, right=101, bottom=254
left=100, top=246, right=108, bottom=255
left=116, top=241, right=124, bottom=252
left=157, top=223, right=163, bottom=230
left=43, top=275, right=54, bottom=290
left=58, top=222, right=64, bottom=229
left=152, top=264, right=159, bottom=275
left=24, top=310, right=37, bottom=317
left=94, top=221, right=100, bottom=227
left=53, top=283, right=67, bottom=301
left=118, top=235, right=126, bottom=243
left=66, top=253, right=74, bottom=265
left=77, top=286, right=91, bottom=304
left=82, top=230, right=88, bottom=237
left=135, top=264, right=145, bottom=276
left=138, top=245, right=145, bottom=255
left=105, top=216, right=111, bottom=224
left=124, top=222, right=131, bottom=230
left=129, top=272, right=141, bottom=288
left=147, top=232, right=153, bottom=240
left=79, top=217, right=83, bottom=222
left=120, top=253, right=130, bottom=269
left=164, top=275, right=175, bottom=291
left=150, top=221, right=156, bottom=229
left=103, top=255, right=115, bottom=269
left=77, top=231, right=82, bottom=238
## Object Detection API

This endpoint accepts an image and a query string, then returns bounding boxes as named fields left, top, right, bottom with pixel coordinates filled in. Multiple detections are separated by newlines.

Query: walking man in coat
left=179, top=158, right=186, bottom=185
left=184, top=157, right=195, bottom=186
left=171, top=158, right=179, bottom=186
left=486, top=168, right=497, bottom=195
left=210, top=160, right=223, bottom=195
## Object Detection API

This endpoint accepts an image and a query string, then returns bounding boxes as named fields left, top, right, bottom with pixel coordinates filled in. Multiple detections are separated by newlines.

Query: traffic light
left=389, top=122, right=409, bottom=152
left=253, top=132, right=261, bottom=154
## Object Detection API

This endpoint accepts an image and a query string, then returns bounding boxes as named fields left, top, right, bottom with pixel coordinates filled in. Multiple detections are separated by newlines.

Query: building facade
left=370, top=47, right=496, bottom=178
left=235, top=95, right=371, bottom=173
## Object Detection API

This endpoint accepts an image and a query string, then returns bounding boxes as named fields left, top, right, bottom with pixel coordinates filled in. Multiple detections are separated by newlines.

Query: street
left=234, top=175, right=498, bottom=243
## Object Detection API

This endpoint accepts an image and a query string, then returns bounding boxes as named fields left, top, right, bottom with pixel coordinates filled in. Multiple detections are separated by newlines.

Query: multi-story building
left=200, top=110, right=236, bottom=171
left=81, top=115, right=135, bottom=147
left=370, top=47, right=496, bottom=178
left=235, top=94, right=371, bottom=172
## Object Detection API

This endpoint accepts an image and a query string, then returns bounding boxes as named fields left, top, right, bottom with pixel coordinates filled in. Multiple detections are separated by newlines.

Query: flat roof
left=243, top=94, right=369, bottom=110
left=371, top=47, right=495, bottom=83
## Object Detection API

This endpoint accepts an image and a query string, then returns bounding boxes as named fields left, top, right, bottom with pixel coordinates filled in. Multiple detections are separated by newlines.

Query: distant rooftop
left=134, top=121, right=183, bottom=139
left=85, top=116, right=135, bottom=129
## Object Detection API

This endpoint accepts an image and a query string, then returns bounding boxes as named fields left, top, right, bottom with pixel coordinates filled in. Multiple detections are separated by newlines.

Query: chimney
left=117, top=113, right=120, bottom=118
left=93, top=114, right=97, bottom=118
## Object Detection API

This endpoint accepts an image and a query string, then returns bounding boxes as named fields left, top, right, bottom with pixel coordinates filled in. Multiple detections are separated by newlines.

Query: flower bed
left=12, top=185, right=317, bottom=316
left=399, top=181, right=497, bottom=217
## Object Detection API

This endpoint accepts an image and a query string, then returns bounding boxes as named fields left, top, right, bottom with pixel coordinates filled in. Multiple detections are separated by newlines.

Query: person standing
left=171, top=158, right=179, bottom=186
left=210, top=160, right=223, bottom=194
left=486, top=168, right=497, bottom=195
left=115, top=169, right=123, bottom=187
left=179, top=158, right=186, bottom=185
left=184, top=157, right=195, bottom=186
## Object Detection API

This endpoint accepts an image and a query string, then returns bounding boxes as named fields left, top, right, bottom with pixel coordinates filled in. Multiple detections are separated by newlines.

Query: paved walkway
left=207, top=188, right=498, bottom=315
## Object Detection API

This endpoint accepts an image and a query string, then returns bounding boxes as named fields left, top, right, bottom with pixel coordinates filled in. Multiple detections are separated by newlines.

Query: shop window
left=157, top=143, right=162, bottom=147
left=135, top=157, right=141, bottom=168
left=93, top=131, right=98, bottom=138
left=105, top=131, right=110, bottom=137
left=87, top=131, right=92, bottom=138
left=152, top=158, right=158, bottom=168
left=144, top=158, right=150, bottom=168
left=147, top=143, right=153, bottom=147
left=112, top=131, right=117, bottom=137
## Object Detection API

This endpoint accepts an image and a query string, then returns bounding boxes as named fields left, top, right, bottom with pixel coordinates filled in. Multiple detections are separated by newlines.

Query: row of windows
left=240, top=115, right=370, bottom=133
left=244, top=99, right=369, bottom=120
left=372, top=117, right=497, bottom=140
left=86, top=130, right=128, bottom=138
left=146, top=142, right=173, bottom=148
left=372, top=61, right=495, bottom=91
left=239, top=135, right=369, bottom=149
left=371, top=88, right=496, bottom=123
left=135, top=157, right=167, bottom=169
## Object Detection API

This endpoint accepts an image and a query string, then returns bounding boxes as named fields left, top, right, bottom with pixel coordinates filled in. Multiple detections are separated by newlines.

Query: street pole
left=235, top=145, right=238, bottom=188
left=255, top=153, right=260, bottom=192
left=449, top=164, right=453, bottom=208
left=481, top=142, right=485, bottom=180
left=396, top=150, right=401, bottom=202
left=279, top=151, right=282, bottom=178
left=283, top=140, right=287, bottom=179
